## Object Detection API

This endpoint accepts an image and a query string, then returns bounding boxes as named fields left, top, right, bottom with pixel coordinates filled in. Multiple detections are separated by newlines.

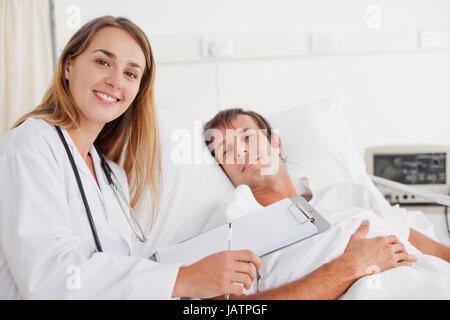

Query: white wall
left=52, top=0, right=450, bottom=154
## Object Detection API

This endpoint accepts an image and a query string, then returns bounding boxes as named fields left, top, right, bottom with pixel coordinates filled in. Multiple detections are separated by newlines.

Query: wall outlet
left=201, top=36, right=233, bottom=59
left=310, top=32, right=337, bottom=53
left=419, top=30, right=442, bottom=48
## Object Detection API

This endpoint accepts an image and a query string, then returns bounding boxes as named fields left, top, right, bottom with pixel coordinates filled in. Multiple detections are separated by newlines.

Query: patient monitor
left=365, top=145, right=450, bottom=205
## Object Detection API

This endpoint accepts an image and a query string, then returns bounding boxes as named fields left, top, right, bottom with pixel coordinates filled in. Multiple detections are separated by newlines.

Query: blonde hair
left=14, top=16, right=161, bottom=223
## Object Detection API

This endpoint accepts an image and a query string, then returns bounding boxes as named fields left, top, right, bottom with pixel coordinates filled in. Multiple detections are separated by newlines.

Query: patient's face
left=208, top=114, right=281, bottom=187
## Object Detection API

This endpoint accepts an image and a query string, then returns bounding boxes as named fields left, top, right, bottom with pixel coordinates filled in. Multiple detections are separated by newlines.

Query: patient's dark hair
left=203, top=108, right=286, bottom=162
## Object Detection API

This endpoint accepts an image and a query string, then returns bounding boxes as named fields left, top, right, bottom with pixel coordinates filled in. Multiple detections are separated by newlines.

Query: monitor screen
left=373, top=153, right=446, bottom=185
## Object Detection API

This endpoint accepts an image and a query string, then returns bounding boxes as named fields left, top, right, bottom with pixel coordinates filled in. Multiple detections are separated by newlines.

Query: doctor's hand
left=343, top=219, right=417, bottom=279
left=172, top=250, right=261, bottom=299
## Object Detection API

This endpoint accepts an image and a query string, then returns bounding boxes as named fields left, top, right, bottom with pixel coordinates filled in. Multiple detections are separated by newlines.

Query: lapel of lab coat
left=60, top=128, right=133, bottom=254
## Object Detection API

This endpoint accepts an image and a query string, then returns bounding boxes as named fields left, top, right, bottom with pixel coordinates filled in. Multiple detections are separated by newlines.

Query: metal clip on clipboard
left=288, top=195, right=331, bottom=234
left=288, top=201, right=315, bottom=225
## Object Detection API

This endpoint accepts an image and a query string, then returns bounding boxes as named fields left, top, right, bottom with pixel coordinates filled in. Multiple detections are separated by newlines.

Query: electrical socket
left=419, top=30, right=442, bottom=48
left=201, top=36, right=233, bottom=59
left=310, top=32, right=337, bottom=53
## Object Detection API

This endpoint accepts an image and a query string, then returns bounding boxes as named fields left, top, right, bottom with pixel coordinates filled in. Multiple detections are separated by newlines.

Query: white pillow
left=266, top=97, right=372, bottom=193
left=266, top=98, right=437, bottom=241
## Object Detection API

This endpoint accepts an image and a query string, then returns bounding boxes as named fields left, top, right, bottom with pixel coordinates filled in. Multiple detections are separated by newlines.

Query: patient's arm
left=233, top=220, right=417, bottom=300
left=408, top=228, right=450, bottom=263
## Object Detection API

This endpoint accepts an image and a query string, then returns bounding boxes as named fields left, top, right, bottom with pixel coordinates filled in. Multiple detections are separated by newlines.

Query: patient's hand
left=172, top=250, right=261, bottom=299
left=343, top=220, right=417, bottom=279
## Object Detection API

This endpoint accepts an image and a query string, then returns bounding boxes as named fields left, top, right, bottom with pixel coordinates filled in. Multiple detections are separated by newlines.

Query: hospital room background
left=1, top=0, right=450, bottom=290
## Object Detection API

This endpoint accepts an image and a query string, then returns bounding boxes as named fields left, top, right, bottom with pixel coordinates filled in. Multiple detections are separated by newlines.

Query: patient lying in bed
left=202, top=108, right=450, bottom=299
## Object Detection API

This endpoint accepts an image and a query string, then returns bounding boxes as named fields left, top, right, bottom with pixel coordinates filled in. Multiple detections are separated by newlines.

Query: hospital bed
left=133, top=97, right=450, bottom=299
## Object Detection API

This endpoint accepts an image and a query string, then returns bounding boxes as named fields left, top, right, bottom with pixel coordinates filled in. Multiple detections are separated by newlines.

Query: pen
left=228, top=222, right=232, bottom=251
left=225, top=222, right=232, bottom=300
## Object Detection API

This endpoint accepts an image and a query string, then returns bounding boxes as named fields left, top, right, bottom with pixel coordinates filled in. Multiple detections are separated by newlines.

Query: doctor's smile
left=93, top=90, right=121, bottom=105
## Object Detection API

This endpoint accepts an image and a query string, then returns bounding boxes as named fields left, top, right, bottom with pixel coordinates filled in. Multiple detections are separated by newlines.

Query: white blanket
left=315, top=184, right=450, bottom=299
left=206, top=183, right=450, bottom=299
left=258, top=205, right=450, bottom=299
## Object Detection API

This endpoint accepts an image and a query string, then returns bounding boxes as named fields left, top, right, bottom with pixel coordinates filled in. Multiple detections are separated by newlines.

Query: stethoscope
left=55, top=125, right=149, bottom=252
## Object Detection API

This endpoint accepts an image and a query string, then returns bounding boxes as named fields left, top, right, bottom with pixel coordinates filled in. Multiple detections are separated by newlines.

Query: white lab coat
left=0, top=118, right=182, bottom=299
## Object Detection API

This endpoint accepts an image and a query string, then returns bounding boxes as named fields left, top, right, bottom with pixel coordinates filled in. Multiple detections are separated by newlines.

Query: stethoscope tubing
left=97, top=157, right=148, bottom=242
left=55, top=126, right=104, bottom=252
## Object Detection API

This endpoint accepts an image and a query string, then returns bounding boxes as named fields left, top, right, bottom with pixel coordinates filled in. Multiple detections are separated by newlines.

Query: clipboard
left=155, top=196, right=330, bottom=265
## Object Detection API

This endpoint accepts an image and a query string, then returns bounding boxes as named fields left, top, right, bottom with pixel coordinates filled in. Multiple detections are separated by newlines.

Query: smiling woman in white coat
left=0, top=16, right=260, bottom=299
